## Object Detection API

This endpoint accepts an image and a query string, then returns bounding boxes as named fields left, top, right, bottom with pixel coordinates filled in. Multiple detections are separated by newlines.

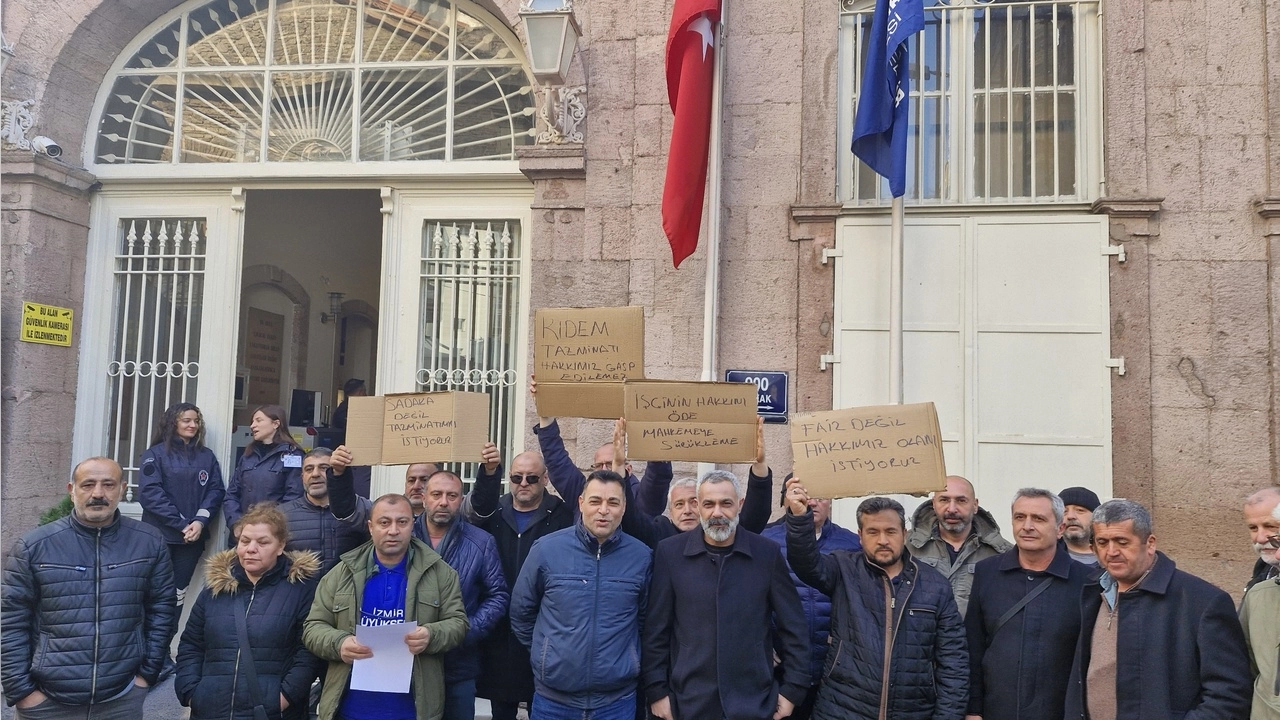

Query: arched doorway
left=72, top=0, right=537, bottom=498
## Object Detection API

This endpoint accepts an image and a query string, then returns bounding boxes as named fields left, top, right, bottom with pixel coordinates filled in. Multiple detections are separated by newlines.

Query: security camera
left=31, top=136, right=62, bottom=159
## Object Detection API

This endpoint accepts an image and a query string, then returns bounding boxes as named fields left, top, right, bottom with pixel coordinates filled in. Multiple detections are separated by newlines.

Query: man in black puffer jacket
left=785, top=479, right=967, bottom=720
left=470, top=450, right=575, bottom=720
left=2, top=457, right=177, bottom=718
left=280, top=447, right=368, bottom=573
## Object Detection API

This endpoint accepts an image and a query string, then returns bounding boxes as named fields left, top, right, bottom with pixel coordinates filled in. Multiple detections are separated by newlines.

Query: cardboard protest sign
left=343, top=392, right=490, bottom=465
left=534, top=306, right=644, bottom=419
left=624, top=380, right=757, bottom=463
left=791, top=402, right=946, bottom=499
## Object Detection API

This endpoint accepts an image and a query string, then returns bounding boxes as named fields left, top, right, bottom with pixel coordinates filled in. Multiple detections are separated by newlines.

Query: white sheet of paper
left=350, top=621, right=417, bottom=693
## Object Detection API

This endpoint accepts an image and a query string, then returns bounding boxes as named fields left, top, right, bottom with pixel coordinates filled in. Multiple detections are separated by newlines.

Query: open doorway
left=235, top=189, right=383, bottom=450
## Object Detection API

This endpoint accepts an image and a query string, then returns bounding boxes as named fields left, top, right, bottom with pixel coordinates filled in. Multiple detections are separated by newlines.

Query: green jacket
left=907, top=503, right=1013, bottom=617
left=1240, top=577, right=1280, bottom=719
left=303, top=538, right=469, bottom=720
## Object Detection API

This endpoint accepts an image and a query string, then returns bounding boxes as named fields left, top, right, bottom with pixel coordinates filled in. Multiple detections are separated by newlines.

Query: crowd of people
left=3, top=386, right=1280, bottom=720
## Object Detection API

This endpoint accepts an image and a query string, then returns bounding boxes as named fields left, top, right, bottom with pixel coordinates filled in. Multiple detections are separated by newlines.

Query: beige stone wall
left=1102, top=0, right=1279, bottom=594
left=0, top=154, right=96, bottom=554
left=520, top=0, right=838, bottom=490
left=2, top=0, right=181, bottom=554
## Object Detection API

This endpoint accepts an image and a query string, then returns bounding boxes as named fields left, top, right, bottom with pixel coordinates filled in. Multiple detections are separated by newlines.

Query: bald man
left=469, top=449, right=575, bottom=720
left=907, top=475, right=1012, bottom=617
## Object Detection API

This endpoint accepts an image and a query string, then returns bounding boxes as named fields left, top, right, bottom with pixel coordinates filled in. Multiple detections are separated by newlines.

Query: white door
left=73, top=189, right=245, bottom=503
left=374, top=183, right=533, bottom=494
left=830, top=213, right=1114, bottom=531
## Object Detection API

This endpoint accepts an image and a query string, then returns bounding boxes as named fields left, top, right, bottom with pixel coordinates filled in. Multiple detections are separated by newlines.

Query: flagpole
left=697, top=0, right=727, bottom=479
left=889, top=195, right=904, bottom=405
left=699, top=0, right=726, bottom=386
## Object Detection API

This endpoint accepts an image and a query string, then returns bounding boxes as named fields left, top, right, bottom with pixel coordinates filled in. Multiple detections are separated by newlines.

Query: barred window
left=107, top=218, right=207, bottom=496
left=839, top=0, right=1101, bottom=205
left=416, top=220, right=522, bottom=478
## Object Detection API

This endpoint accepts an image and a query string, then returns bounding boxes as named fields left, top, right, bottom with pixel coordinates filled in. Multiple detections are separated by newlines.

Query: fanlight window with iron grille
left=94, top=0, right=537, bottom=165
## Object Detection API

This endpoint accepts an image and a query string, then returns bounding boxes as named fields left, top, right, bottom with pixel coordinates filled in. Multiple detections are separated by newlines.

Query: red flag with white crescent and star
left=662, top=0, right=721, bottom=269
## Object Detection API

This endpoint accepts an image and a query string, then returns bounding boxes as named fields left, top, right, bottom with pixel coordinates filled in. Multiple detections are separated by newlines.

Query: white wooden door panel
left=831, top=213, right=1113, bottom=532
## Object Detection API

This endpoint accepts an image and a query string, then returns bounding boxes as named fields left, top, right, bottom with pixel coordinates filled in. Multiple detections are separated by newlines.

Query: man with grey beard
left=1243, top=487, right=1280, bottom=589
left=642, top=470, right=809, bottom=720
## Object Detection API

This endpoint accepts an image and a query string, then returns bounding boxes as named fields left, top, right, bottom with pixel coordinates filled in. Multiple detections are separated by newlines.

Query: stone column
left=517, top=144, right=592, bottom=453
left=1, top=152, right=96, bottom=554
left=789, top=204, right=841, bottom=415
left=1092, top=197, right=1162, bottom=512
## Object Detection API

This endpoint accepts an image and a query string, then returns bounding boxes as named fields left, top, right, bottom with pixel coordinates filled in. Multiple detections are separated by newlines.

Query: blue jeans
left=532, top=692, right=636, bottom=720
left=443, top=679, right=476, bottom=720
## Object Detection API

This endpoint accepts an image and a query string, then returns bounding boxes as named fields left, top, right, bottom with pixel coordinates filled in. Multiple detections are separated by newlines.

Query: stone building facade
left=1, top=0, right=1277, bottom=594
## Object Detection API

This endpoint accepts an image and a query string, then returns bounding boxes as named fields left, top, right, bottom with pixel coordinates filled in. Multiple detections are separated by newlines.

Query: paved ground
left=0, top=683, right=497, bottom=719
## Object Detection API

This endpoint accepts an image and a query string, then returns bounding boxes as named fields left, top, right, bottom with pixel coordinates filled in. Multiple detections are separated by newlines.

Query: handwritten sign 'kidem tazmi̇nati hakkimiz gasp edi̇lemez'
left=791, top=402, right=947, bottom=499
left=343, top=392, right=490, bottom=465
left=534, top=306, right=645, bottom=420
left=624, top=380, right=758, bottom=464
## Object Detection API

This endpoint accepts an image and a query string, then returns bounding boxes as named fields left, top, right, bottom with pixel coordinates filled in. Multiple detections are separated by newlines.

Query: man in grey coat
left=908, top=475, right=1013, bottom=616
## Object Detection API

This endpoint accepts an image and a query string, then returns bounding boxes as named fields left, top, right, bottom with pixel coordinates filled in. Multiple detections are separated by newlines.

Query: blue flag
left=852, top=0, right=925, bottom=198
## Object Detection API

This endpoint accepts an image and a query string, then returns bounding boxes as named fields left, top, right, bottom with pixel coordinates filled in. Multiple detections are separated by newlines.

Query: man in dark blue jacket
left=326, top=445, right=509, bottom=720
left=784, top=478, right=968, bottom=720
left=965, top=488, right=1088, bottom=720
left=1065, top=499, right=1251, bottom=720
left=280, top=447, right=369, bottom=572
left=511, top=471, right=651, bottom=720
left=761, top=480, right=862, bottom=720
left=2, top=457, right=177, bottom=719
left=643, top=470, right=810, bottom=720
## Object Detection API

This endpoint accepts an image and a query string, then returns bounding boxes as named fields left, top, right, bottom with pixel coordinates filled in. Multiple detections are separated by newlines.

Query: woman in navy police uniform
left=137, top=402, right=226, bottom=600
left=224, top=404, right=304, bottom=538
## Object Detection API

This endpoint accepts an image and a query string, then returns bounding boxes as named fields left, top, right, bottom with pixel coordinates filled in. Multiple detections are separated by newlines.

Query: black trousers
left=168, top=541, right=205, bottom=591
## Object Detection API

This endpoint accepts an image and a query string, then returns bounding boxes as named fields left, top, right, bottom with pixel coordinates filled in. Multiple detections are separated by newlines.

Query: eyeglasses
left=510, top=474, right=541, bottom=486
left=1267, top=534, right=1280, bottom=549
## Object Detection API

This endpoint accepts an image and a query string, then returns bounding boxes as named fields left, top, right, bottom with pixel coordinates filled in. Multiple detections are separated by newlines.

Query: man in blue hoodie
left=509, top=470, right=651, bottom=720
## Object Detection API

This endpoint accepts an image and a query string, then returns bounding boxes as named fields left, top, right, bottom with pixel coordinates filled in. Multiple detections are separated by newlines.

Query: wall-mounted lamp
left=320, top=291, right=345, bottom=324
left=519, top=0, right=581, bottom=86
left=519, top=0, right=585, bottom=144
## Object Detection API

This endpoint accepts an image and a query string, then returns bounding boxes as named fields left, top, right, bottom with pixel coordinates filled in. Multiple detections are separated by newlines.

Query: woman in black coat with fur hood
left=176, top=503, right=323, bottom=720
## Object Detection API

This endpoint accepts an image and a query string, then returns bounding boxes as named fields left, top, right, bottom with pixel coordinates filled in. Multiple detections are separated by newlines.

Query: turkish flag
left=662, top=0, right=721, bottom=269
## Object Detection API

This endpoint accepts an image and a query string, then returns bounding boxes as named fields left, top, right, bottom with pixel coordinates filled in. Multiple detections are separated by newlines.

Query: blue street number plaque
left=725, top=370, right=789, bottom=424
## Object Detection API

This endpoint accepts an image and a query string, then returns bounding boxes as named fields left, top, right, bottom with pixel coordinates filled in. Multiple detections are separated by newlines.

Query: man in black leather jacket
left=2, top=457, right=177, bottom=718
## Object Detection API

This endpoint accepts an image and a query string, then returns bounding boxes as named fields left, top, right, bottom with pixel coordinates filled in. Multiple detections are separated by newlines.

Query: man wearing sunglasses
left=470, top=449, right=577, bottom=720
